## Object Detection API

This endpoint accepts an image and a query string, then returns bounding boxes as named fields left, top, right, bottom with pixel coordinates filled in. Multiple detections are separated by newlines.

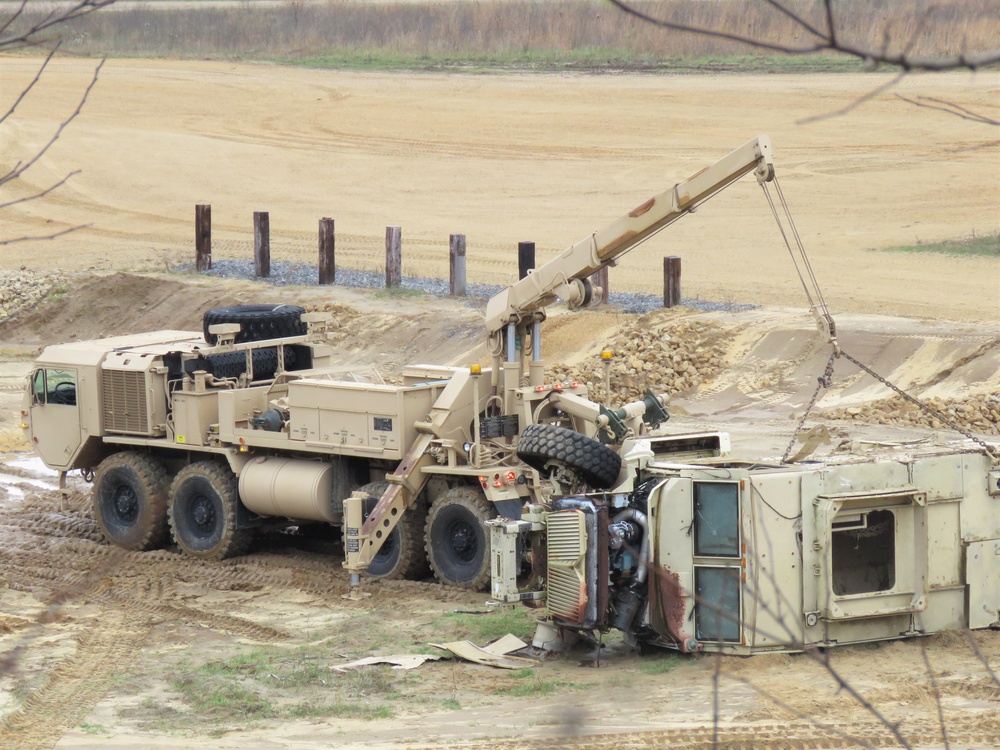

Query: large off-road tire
left=92, top=452, right=170, bottom=551
left=424, top=486, right=496, bottom=590
left=356, top=482, right=429, bottom=580
left=168, top=462, right=253, bottom=559
left=517, top=423, right=622, bottom=490
left=202, top=304, right=307, bottom=345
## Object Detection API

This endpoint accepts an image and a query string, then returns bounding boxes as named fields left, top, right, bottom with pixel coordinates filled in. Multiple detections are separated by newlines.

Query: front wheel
left=424, top=487, right=496, bottom=590
left=168, top=462, right=253, bottom=560
left=92, top=452, right=170, bottom=551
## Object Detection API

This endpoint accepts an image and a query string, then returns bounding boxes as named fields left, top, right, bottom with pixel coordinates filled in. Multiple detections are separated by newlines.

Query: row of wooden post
left=194, top=205, right=682, bottom=307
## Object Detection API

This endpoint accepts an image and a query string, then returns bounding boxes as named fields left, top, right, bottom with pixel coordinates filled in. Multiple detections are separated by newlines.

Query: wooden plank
left=254, top=211, right=270, bottom=278
left=386, top=226, right=402, bottom=288
left=195, top=204, right=211, bottom=271
left=518, top=241, right=535, bottom=280
left=318, top=217, right=335, bottom=284
left=450, top=233, right=467, bottom=296
left=663, top=255, right=681, bottom=308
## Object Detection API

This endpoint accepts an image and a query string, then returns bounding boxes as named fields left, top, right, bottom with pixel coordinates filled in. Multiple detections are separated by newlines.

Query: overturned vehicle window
left=831, top=509, right=895, bottom=595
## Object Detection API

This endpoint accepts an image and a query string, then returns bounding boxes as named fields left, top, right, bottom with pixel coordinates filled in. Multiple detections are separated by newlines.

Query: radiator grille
left=102, top=369, right=149, bottom=434
left=546, top=510, right=588, bottom=623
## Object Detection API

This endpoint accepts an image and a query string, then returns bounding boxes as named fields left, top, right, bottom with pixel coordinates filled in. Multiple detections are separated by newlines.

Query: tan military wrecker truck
left=21, top=135, right=999, bottom=654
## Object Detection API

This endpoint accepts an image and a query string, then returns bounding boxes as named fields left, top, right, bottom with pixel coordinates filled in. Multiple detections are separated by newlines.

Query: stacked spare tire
left=190, top=304, right=310, bottom=381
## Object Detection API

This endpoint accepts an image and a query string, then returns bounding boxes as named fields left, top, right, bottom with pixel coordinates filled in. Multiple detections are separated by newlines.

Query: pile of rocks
left=548, top=317, right=729, bottom=404
left=825, top=394, right=1000, bottom=435
left=0, top=270, right=69, bottom=323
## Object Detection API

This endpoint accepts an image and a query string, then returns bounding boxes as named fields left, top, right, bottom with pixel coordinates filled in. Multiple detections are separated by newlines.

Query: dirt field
left=0, top=58, right=998, bottom=749
left=3, top=58, right=998, bottom=319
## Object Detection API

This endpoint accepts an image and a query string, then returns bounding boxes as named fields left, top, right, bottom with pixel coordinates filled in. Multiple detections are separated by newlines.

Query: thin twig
left=0, top=1, right=118, bottom=51
left=1, top=58, right=106, bottom=187
left=797, top=71, right=907, bottom=125
left=605, top=0, right=1000, bottom=71
left=918, top=631, right=950, bottom=750
left=0, top=224, right=90, bottom=247
left=894, top=95, right=1000, bottom=126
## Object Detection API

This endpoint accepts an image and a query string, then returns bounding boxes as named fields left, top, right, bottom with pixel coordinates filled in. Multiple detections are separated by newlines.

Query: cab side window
left=33, top=368, right=77, bottom=406
left=31, top=369, right=46, bottom=404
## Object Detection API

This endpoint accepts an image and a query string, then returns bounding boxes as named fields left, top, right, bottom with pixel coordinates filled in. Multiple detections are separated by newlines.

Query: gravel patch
left=181, top=260, right=757, bottom=315
left=0, top=271, right=69, bottom=323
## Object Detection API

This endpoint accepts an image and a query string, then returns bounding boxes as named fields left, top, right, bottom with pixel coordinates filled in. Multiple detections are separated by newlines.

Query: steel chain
left=781, top=351, right=836, bottom=464
left=838, top=349, right=999, bottom=461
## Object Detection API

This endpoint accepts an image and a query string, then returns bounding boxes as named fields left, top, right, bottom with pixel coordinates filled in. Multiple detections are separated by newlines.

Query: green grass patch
left=79, top=722, right=108, bottom=735
left=875, top=233, right=1000, bottom=258
left=165, top=646, right=397, bottom=731
left=500, top=669, right=592, bottom=697
left=291, top=49, right=863, bottom=75
left=639, top=653, right=684, bottom=675
left=439, top=606, right=536, bottom=643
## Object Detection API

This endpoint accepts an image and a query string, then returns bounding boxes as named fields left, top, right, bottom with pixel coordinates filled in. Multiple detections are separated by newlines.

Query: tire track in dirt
left=0, top=608, right=150, bottom=750
left=451, top=712, right=1000, bottom=749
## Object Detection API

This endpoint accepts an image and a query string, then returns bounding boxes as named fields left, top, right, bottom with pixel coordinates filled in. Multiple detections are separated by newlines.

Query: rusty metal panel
left=546, top=510, right=588, bottom=624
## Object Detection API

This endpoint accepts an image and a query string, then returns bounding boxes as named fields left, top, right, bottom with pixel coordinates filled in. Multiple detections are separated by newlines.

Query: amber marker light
left=470, top=364, right=482, bottom=375
left=601, top=349, right=614, bottom=360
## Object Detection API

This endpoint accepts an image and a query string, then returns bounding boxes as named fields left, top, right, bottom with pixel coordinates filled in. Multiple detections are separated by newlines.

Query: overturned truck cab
left=490, top=438, right=1000, bottom=654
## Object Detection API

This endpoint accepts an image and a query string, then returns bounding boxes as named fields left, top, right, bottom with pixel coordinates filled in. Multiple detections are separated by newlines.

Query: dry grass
left=8, top=0, right=998, bottom=70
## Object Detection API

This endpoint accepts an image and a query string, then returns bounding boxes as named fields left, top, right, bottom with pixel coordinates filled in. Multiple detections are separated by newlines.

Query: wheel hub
left=446, top=518, right=477, bottom=563
left=113, top=485, right=139, bottom=523
left=191, top=495, right=216, bottom=532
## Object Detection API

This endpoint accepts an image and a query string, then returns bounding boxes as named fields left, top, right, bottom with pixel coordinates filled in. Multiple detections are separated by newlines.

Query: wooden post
left=195, top=204, right=211, bottom=271
left=318, top=218, right=335, bottom=285
left=450, top=234, right=467, bottom=296
left=518, top=241, right=535, bottom=280
left=663, top=255, right=681, bottom=308
left=254, top=211, right=270, bottom=278
left=590, top=266, right=610, bottom=305
left=385, top=226, right=402, bottom=288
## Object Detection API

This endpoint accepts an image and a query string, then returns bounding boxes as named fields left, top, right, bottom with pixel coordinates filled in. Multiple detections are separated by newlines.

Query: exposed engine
left=546, top=475, right=661, bottom=645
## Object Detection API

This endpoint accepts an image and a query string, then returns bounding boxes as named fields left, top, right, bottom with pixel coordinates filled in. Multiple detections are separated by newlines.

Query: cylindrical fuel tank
left=239, top=456, right=338, bottom=523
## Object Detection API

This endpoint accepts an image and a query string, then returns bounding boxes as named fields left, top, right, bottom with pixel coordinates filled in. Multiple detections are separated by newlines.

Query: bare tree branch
left=0, top=224, right=91, bottom=247
left=0, top=170, right=82, bottom=210
left=0, top=58, right=104, bottom=188
left=1, top=1, right=115, bottom=246
left=797, top=71, right=907, bottom=125
left=0, top=45, right=58, bottom=127
left=605, top=0, right=1000, bottom=72
left=0, top=1, right=118, bottom=52
left=894, top=95, right=1000, bottom=126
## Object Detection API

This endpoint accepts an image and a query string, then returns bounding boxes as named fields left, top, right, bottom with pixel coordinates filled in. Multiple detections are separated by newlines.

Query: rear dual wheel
left=356, top=482, right=429, bottom=581
left=425, top=487, right=496, bottom=591
left=168, top=462, right=253, bottom=560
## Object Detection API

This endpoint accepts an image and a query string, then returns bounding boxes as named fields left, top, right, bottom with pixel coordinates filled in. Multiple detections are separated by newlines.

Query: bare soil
left=0, top=58, right=998, bottom=749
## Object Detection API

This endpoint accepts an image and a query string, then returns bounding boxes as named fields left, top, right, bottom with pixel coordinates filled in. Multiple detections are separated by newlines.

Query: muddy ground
left=0, top=58, right=998, bottom=749
left=0, top=272, right=997, bottom=750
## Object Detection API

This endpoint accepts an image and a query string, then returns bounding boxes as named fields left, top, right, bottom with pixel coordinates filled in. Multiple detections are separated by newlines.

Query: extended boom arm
left=485, top=135, right=775, bottom=335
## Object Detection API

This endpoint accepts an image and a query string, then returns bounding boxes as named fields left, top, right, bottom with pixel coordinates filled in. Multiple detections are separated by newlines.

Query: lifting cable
left=761, top=177, right=999, bottom=463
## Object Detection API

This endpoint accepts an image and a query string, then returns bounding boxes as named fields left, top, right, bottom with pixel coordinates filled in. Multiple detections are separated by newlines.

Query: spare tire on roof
left=203, top=304, right=307, bottom=345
